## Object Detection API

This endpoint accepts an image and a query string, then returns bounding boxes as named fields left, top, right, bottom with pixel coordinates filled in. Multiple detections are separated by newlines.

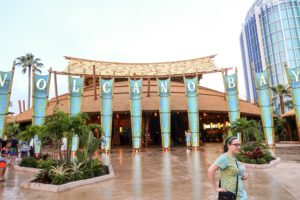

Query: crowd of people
left=0, top=135, right=32, bottom=181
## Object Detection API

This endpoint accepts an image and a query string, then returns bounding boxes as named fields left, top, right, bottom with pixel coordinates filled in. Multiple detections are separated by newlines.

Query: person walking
left=100, top=135, right=106, bottom=151
left=20, top=141, right=31, bottom=158
left=0, top=156, right=7, bottom=181
left=208, top=136, right=248, bottom=200
left=10, top=135, right=18, bottom=164
left=185, top=129, right=191, bottom=148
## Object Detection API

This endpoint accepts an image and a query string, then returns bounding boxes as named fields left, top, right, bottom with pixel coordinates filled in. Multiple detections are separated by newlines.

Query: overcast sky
left=0, top=0, right=255, bottom=114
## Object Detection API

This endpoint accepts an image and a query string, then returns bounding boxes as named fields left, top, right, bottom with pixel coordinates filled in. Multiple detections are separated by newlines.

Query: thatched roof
left=282, top=109, right=295, bottom=118
left=7, top=80, right=261, bottom=123
left=63, top=55, right=219, bottom=78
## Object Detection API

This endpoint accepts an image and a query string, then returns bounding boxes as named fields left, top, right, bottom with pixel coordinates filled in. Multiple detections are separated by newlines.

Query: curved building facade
left=241, top=0, right=300, bottom=113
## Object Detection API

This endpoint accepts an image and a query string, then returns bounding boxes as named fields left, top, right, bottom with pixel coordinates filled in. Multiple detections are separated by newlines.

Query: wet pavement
left=1, top=143, right=300, bottom=200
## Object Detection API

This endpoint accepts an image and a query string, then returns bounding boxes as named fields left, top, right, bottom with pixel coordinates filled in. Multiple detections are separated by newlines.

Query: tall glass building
left=240, top=0, right=300, bottom=113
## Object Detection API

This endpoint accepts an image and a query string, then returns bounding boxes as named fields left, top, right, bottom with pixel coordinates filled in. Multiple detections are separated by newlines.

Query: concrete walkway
left=0, top=143, right=299, bottom=200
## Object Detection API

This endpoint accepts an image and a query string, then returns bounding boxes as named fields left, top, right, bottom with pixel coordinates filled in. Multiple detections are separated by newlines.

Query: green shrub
left=83, top=168, right=94, bottom=179
left=49, top=163, right=71, bottom=185
left=37, top=158, right=56, bottom=170
left=263, top=152, right=275, bottom=162
left=30, top=158, right=109, bottom=184
left=257, top=158, right=267, bottom=164
left=69, top=160, right=85, bottom=181
left=36, top=153, right=50, bottom=160
left=237, top=142, right=275, bottom=164
left=34, top=169, right=51, bottom=184
left=20, top=157, right=38, bottom=168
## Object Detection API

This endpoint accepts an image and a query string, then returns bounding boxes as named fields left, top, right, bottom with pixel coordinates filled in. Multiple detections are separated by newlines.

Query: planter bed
left=13, top=164, right=41, bottom=173
left=20, top=164, right=114, bottom=192
left=241, top=157, right=281, bottom=169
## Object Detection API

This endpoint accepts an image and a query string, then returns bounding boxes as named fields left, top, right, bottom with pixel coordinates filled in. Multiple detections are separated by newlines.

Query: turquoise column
left=129, top=78, right=142, bottom=150
left=184, top=76, right=200, bottom=148
left=0, top=65, right=14, bottom=139
left=32, top=72, right=51, bottom=153
left=69, top=76, right=84, bottom=151
left=253, top=68, right=274, bottom=146
left=100, top=78, right=114, bottom=151
left=157, top=78, right=171, bottom=150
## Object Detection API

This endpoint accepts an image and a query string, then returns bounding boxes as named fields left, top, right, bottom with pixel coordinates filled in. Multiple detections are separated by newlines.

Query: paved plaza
left=1, top=143, right=300, bottom=200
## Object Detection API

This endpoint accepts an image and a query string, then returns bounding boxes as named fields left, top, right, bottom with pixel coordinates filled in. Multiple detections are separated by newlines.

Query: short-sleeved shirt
left=214, top=153, right=247, bottom=200
left=11, top=139, right=18, bottom=149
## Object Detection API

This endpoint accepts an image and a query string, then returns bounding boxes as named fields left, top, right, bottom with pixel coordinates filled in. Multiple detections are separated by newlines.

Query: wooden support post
left=145, top=114, right=150, bottom=148
left=93, top=65, right=97, bottom=100
left=147, top=78, right=150, bottom=97
left=18, top=100, right=22, bottom=114
left=222, top=68, right=227, bottom=101
left=22, top=100, right=26, bottom=112
left=54, top=71, right=59, bottom=104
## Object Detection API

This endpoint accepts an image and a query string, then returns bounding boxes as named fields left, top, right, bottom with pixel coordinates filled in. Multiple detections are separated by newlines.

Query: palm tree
left=41, top=109, right=101, bottom=163
left=15, top=53, right=43, bottom=110
left=284, top=100, right=294, bottom=110
left=230, top=118, right=263, bottom=143
left=17, top=125, right=41, bottom=142
left=271, top=84, right=291, bottom=115
left=5, top=121, right=20, bottom=139
left=17, top=125, right=42, bottom=155
left=41, top=109, right=70, bottom=160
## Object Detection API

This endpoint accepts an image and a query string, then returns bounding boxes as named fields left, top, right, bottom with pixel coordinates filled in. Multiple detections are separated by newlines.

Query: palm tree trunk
left=28, top=66, right=31, bottom=110
left=285, top=119, right=292, bottom=141
left=279, top=95, right=285, bottom=115
left=58, top=143, right=62, bottom=160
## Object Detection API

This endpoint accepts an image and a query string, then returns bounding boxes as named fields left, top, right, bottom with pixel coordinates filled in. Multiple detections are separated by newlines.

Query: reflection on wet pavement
left=0, top=143, right=299, bottom=200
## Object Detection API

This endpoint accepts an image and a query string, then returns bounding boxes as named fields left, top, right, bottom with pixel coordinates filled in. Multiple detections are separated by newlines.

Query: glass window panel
left=295, top=48, right=300, bottom=58
left=273, top=11, right=280, bottom=21
left=263, top=16, right=268, bottom=24
left=277, top=74, right=284, bottom=84
left=271, top=33, right=277, bottom=41
left=291, top=28, right=298, bottom=37
left=277, top=31, right=283, bottom=40
left=288, top=50, right=295, bottom=59
left=290, top=60, right=296, bottom=68
left=268, top=13, right=274, bottom=22
left=275, top=53, right=280, bottom=63
left=283, top=19, right=290, bottom=29
left=270, top=23, right=276, bottom=32
left=264, top=25, right=270, bottom=35
left=273, top=43, right=279, bottom=53
left=287, top=8, right=293, bottom=17
left=296, top=17, right=300, bottom=26
left=285, top=29, right=291, bottom=38
left=296, top=8, right=300, bottom=17
left=280, top=51, right=287, bottom=61
left=278, top=41, right=285, bottom=51
left=280, top=3, right=286, bottom=10
left=275, top=21, right=281, bottom=30
left=270, top=55, right=274, bottom=64
left=266, top=35, right=271, bottom=45
left=289, top=19, right=296, bottom=27
left=293, top=1, right=298, bottom=7
left=297, top=59, right=300, bottom=67
left=281, top=9, right=288, bottom=18
left=287, top=39, right=293, bottom=49
left=277, top=31, right=283, bottom=41
left=268, top=45, right=273, bottom=54
left=286, top=2, right=293, bottom=8
left=293, top=39, right=300, bottom=48
left=272, top=75, right=278, bottom=85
